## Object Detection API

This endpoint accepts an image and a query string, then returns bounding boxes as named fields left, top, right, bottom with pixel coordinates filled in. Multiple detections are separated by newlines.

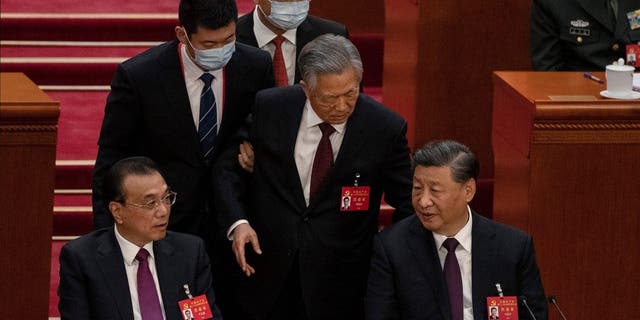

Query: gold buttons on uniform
left=612, top=43, right=619, bottom=51
left=577, top=36, right=583, bottom=43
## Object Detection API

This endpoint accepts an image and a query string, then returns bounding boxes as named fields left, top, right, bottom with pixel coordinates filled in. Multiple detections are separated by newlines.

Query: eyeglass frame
left=311, top=85, right=360, bottom=108
left=118, top=191, right=178, bottom=211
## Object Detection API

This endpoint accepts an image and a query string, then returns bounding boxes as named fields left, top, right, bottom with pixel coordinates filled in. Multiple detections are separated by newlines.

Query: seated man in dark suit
left=59, top=157, right=223, bottom=319
left=236, top=0, right=348, bottom=86
left=365, top=140, right=548, bottom=320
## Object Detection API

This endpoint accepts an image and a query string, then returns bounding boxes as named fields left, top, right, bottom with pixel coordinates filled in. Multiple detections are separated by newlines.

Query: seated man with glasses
left=58, top=156, right=223, bottom=320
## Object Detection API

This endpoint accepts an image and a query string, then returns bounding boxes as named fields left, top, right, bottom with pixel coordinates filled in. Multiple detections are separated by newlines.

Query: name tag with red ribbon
left=340, top=186, right=370, bottom=211
left=486, top=296, right=518, bottom=320
left=178, top=295, right=213, bottom=320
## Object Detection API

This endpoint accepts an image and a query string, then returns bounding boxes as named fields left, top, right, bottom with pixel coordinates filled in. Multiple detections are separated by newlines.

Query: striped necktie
left=199, top=73, right=217, bottom=160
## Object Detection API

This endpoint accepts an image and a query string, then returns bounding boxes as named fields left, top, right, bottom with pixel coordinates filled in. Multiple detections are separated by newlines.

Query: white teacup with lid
left=603, top=58, right=636, bottom=99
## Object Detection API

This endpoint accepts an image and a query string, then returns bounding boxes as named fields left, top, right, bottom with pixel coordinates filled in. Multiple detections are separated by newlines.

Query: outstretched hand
left=231, top=223, right=262, bottom=277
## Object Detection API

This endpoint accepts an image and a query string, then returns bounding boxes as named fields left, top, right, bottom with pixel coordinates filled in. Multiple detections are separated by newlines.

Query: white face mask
left=260, top=0, right=310, bottom=30
left=183, top=27, right=236, bottom=71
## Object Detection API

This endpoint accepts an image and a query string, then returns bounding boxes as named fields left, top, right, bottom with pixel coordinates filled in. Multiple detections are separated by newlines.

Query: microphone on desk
left=519, top=296, right=538, bottom=320
left=548, top=295, right=568, bottom=320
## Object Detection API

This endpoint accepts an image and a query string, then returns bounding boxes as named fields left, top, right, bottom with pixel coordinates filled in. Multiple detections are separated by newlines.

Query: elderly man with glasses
left=58, top=156, right=223, bottom=320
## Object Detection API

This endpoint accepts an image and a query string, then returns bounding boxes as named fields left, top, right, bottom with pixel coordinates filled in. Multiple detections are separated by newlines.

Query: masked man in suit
left=59, top=157, right=223, bottom=320
left=236, top=0, right=348, bottom=86
left=214, top=34, right=413, bottom=320
left=531, top=0, right=640, bottom=70
left=365, top=140, right=548, bottom=320
left=92, top=0, right=274, bottom=239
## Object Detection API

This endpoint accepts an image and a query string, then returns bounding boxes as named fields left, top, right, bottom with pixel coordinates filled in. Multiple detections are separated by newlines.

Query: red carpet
left=0, top=0, right=254, bottom=14
left=46, top=90, right=107, bottom=160
left=1, top=44, right=154, bottom=57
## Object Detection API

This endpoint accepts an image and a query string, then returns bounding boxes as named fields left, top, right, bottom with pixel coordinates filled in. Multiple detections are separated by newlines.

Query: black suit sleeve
left=365, top=234, right=400, bottom=320
left=58, top=244, right=92, bottom=319
left=380, top=120, right=413, bottom=222
left=518, top=235, right=548, bottom=319
left=530, top=0, right=564, bottom=70
left=193, top=237, right=224, bottom=319
left=212, top=143, right=251, bottom=237
left=92, top=63, right=144, bottom=229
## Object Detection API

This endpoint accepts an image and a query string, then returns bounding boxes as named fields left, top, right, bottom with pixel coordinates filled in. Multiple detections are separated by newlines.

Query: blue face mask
left=261, top=0, right=310, bottom=30
left=183, top=28, right=236, bottom=71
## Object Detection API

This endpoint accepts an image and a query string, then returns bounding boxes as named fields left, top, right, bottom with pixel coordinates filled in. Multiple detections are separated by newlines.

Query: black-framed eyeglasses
left=122, top=191, right=177, bottom=211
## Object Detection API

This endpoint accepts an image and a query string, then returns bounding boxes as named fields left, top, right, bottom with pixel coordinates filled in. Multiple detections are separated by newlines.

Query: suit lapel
left=333, top=94, right=367, bottom=168
left=471, top=212, right=498, bottom=319
left=154, top=237, right=182, bottom=319
left=294, top=18, right=313, bottom=82
left=307, top=94, right=367, bottom=210
left=275, top=87, right=308, bottom=211
left=237, top=11, right=259, bottom=48
left=407, top=217, right=451, bottom=320
left=96, top=229, right=134, bottom=320
left=577, top=0, right=616, bottom=32
left=156, top=40, right=202, bottom=165
left=219, top=48, right=244, bottom=139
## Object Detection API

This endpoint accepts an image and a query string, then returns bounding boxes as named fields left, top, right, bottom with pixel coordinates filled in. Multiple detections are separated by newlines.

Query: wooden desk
left=0, top=72, right=59, bottom=318
left=492, top=71, right=640, bottom=319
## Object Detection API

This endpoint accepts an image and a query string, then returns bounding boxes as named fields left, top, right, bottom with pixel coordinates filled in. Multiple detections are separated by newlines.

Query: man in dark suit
left=214, top=34, right=413, bottom=320
left=365, top=140, right=548, bottom=320
left=92, top=0, right=274, bottom=238
left=59, top=157, right=223, bottom=319
left=236, top=0, right=348, bottom=85
left=531, top=0, right=640, bottom=70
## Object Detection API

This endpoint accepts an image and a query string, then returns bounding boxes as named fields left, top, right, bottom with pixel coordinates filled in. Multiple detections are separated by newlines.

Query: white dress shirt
left=294, top=100, right=345, bottom=205
left=432, top=206, right=474, bottom=320
left=180, top=43, right=224, bottom=131
left=114, top=225, right=167, bottom=320
left=227, top=101, right=345, bottom=238
left=252, top=7, right=298, bottom=85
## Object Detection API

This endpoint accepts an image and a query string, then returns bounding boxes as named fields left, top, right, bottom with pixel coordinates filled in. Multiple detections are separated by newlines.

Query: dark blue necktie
left=199, top=73, right=217, bottom=160
left=443, top=238, right=463, bottom=320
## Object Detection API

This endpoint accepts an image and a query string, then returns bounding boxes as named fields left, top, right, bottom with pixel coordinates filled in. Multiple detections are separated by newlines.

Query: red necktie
left=310, top=122, right=335, bottom=199
left=136, top=249, right=163, bottom=319
left=443, top=238, right=463, bottom=320
left=272, top=35, right=288, bottom=87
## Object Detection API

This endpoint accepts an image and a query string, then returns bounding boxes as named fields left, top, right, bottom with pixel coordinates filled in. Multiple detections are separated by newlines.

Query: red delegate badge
left=178, top=294, right=213, bottom=320
left=486, top=296, right=518, bottom=320
left=627, top=44, right=639, bottom=67
left=340, top=186, right=370, bottom=211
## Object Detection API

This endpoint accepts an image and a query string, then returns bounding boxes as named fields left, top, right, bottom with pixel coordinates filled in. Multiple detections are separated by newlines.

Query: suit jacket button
left=612, top=43, right=619, bottom=51
left=577, top=36, right=583, bottom=43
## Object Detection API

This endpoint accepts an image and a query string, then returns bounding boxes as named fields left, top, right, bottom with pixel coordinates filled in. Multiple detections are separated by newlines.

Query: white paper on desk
left=634, top=73, right=640, bottom=92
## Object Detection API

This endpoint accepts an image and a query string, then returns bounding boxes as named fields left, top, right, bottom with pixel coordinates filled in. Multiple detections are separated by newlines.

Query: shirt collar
left=303, top=99, right=346, bottom=134
left=433, top=205, right=473, bottom=253
left=180, top=43, right=223, bottom=83
left=114, top=225, right=155, bottom=266
left=252, top=6, right=297, bottom=48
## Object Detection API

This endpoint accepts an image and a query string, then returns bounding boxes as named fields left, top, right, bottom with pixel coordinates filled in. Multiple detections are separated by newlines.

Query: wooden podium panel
left=0, top=73, right=59, bottom=319
left=492, top=71, right=640, bottom=319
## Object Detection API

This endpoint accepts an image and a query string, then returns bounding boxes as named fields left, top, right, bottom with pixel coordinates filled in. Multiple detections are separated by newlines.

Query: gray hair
left=412, top=140, right=479, bottom=183
left=298, top=34, right=363, bottom=90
